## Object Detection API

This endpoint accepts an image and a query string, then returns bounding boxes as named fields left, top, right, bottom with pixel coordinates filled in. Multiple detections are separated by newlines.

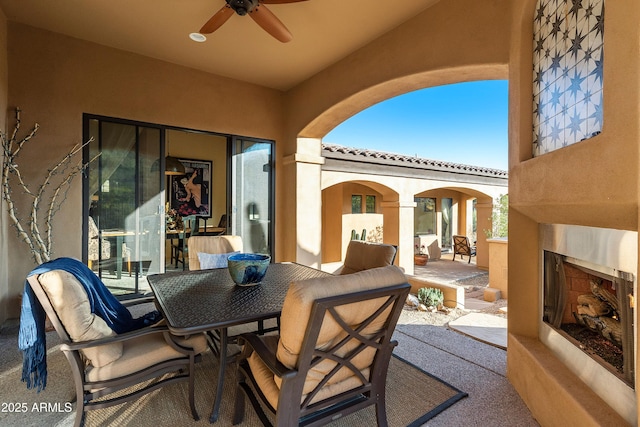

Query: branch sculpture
left=1, top=107, right=96, bottom=265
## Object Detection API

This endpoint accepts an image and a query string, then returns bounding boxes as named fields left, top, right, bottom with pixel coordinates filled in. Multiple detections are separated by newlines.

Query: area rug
left=0, top=329, right=467, bottom=427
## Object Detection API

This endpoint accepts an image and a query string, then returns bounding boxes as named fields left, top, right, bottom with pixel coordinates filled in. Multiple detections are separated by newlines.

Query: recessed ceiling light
left=189, top=33, right=207, bottom=43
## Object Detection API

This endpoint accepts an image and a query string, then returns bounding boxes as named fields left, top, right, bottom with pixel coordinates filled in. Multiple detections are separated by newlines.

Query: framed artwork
left=169, top=158, right=212, bottom=218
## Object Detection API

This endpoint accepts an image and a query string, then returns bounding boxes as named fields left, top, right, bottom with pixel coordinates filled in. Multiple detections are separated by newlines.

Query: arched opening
left=321, top=180, right=398, bottom=270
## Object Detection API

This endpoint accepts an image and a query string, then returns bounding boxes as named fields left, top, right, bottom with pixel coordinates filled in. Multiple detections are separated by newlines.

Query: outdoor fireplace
left=540, top=224, right=637, bottom=422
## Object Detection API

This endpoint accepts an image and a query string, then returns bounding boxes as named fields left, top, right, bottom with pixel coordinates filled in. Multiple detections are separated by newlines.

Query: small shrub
left=417, top=287, right=444, bottom=308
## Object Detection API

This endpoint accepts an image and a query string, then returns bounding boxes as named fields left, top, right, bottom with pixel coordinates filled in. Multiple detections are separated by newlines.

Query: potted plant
left=414, top=244, right=429, bottom=265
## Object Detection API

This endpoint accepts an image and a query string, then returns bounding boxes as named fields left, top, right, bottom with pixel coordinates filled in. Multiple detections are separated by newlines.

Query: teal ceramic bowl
left=227, top=253, right=271, bottom=286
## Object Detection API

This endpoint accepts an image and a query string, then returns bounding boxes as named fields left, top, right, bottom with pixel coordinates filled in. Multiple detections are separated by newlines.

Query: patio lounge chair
left=452, top=235, right=476, bottom=263
left=233, top=265, right=410, bottom=427
left=25, top=270, right=207, bottom=427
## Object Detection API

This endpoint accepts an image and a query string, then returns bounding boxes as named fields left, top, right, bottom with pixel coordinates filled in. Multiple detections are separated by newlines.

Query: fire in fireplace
left=543, top=252, right=634, bottom=387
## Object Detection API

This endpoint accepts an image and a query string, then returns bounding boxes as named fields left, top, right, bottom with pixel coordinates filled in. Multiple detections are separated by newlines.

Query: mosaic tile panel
left=532, top=0, right=604, bottom=156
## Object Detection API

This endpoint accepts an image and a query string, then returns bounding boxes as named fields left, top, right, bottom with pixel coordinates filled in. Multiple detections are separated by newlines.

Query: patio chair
left=452, top=235, right=476, bottom=263
left=26, top=270, right=207, bottom=427
left=187, top=234, right=243, bottom=271
left=233, top=265, right=410, bottom=427
left=339, top=240, right=397, bottom=275
left=187, top=234, right=273, bottom=352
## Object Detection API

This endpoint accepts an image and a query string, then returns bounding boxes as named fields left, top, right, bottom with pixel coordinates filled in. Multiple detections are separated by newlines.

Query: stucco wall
left=508, top=1, right=640, bottom=424
left=0, top=9, right=8, bottom=325
left=2, top=23, right=284, bottom=319
left=6, top=0, right=629, bottom=422
left=281, top=0, right=511, bottom=266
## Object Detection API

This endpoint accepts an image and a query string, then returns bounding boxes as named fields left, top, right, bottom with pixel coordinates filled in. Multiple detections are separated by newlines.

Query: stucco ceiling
left=0, top=0, right=439, bottom=91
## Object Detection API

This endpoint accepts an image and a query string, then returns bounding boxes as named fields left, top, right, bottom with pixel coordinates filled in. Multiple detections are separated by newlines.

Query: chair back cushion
left=188, top=235, right=244, bottom=270
left=38, top=270, right=123, bottom=367
left=277, top=265, right=407, bottom=392
left=340, top=240, right=397, bottom=275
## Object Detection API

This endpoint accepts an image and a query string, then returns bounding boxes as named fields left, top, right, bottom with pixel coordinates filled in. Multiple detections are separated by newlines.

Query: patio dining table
left=147, top=262, right=331, bottom=423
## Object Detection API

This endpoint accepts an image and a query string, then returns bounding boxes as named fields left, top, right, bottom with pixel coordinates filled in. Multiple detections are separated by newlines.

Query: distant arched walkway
left=320, top=146, right=507, bottom=274
left=280, top=2, right=509, bottom=269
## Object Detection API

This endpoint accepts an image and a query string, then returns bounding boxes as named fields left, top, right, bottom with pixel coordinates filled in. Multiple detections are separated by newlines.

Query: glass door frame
left=82, top=114, right=166, bottom=297
left=230, top=135, right=276, bottom=256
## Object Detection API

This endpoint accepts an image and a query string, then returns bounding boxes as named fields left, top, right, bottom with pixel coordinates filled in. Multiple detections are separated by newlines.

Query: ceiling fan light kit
left=197, top=0, right=308, bottom=43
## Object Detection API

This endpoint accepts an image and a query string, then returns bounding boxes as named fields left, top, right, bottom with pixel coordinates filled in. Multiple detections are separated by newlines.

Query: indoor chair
left=214, top=213, right=227, bottom=235
left=452, top=235, right=476, bottom=263
left=233, top=265, right=410, bottom=427
left=87, top=216, right=110, bottom=270
left=26, top=270, right=207, bottom=427
left=87, top=216, right=131, bottom=276
left=339, top=240, right=397, bottom=275
left=172, top=215, right=198, bottom=270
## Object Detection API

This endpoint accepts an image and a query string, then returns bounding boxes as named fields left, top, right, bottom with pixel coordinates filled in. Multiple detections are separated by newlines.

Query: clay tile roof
left=321, top=143, right=508, bottom=178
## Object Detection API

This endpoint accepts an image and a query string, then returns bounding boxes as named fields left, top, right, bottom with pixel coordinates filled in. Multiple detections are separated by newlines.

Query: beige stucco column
left=283, top=137, right=325, bottom=268
left=382, top=200, right=416, bottom=275
left=475, top=201, right=492, bottom=270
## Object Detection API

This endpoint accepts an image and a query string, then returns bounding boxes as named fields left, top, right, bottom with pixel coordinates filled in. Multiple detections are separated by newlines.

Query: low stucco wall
left=487, top=238, right=508, bottom=298
left=406, top=275, right=465, bottom=309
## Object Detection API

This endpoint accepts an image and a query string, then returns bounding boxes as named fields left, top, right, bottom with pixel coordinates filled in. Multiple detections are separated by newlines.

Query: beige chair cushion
left=273, top=265, right=407, bottom=399
left=249, top=336, right=369, bottom=409
left=38, top=270, right=122, bottom=367
left=340, top=241, right=396, bottom=275
left=188, top=235, right=244, bottom=270
left=86, top=332, right=207, bottom=382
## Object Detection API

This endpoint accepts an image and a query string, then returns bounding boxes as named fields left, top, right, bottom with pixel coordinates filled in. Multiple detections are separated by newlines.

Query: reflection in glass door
left=441, top=198, right=453, bottom=251
left=84, top=117, right=163, bottom=297
left=231, top=138, right=274, bottom=255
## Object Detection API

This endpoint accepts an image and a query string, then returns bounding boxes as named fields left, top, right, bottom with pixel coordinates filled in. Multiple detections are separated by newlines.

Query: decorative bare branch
left=1, top=107, right=98, bottom=265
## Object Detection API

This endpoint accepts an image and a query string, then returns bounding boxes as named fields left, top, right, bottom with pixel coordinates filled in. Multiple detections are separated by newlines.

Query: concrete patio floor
left=27, top=254, right=537, bottom=425
left=402, top=252, right=538, bottom=426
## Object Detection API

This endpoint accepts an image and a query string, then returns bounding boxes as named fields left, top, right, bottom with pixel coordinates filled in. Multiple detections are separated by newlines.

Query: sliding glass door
left=83, top=116, right=164, bottom=297
left=83, top=117, right=275, bottom=296
left=231, top=137, right=274, bottom=255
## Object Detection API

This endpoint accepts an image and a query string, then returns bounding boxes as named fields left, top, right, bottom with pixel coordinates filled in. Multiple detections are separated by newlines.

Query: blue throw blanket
left=18, top=257, right=162, bottom=392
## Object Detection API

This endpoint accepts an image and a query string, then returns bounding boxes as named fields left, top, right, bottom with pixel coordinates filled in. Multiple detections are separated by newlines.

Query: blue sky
left=324, top=80, right=509, bottom=171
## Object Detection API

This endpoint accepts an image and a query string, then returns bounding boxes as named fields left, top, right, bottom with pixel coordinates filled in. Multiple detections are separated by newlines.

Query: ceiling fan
left=199, top=0, right=308, bottom=43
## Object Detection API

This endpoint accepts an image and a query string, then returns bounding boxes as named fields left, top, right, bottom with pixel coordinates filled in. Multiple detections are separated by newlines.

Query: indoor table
left=147, top=262, right=330, bottom=423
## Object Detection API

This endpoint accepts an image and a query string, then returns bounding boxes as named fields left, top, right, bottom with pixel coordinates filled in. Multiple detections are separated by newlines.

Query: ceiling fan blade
left=250, top=4, right=293, bottom=43
left=261, top=0, right=309, bottom=4
left=199, top=5, right=235, bottom=34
